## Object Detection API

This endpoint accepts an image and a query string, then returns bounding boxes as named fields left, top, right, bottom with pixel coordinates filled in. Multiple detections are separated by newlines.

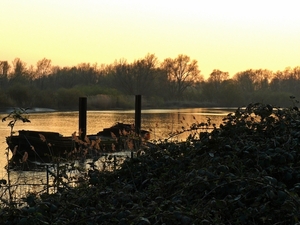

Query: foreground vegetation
left=2, top=100, right=300, bottom=224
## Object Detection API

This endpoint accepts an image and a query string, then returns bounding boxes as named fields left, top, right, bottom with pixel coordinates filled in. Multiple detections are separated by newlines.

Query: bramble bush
left=2, top=99, right=300, bottom=224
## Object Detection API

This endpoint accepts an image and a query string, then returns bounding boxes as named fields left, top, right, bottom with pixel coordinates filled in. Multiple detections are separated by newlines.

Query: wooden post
left=56, top=161, right=59, bottom=191
left=79, top=97, right=87, bottom=140
left=114, top=155, right=116, bottom=171
left=135, top=95, right=141, bottom=135
left=134, top=95, right=142, bottom=152
left=46, top=165, right=49, bottom=194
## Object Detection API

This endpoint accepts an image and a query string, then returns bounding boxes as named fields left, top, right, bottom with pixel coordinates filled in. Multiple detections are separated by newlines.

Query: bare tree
left=234, top=69, right=272, bottom=92
left=271, top=67, right=300, bottom=95
left=0, top=61, right=10, bottom=88
left=207, top=69, right=229, bottom=91
left=0, top=61, right=10, bottom=75
left=11, top=58, right=29, bottom=83
left=161, top=54, right=202, bottom=100
left=251, top=69, right=272, bottom=90
left=233, top=70, right=256, bottom=93
left=113, top=54, right=160, bottom=96
left=208, top=69, right=229, bottom=83
left=201, top=69, right=230, bottom=104
left=131, top=53, right=159, bottom=95
left=36, top=58, right=52, bottom=78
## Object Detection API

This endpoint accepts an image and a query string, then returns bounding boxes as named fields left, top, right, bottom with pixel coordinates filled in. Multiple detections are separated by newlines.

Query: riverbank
left=0, top=98, right=239, bottom=113
left=0, top=107, right=56, bottom=114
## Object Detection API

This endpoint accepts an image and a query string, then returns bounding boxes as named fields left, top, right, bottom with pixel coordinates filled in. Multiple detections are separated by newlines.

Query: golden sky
left=1, top=0, right=300, bottom=78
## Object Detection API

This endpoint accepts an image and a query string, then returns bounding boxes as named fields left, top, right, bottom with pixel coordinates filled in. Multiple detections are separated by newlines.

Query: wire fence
left=0, top=152, right=132, bottom=208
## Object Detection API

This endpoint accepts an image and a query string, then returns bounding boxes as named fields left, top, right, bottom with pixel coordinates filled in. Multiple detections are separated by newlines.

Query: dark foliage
left=2, top=101, right=300, bottom=224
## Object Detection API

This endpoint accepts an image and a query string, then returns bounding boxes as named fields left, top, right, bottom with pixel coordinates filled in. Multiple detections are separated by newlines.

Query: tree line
left=0, top=54, right=299, bottom=110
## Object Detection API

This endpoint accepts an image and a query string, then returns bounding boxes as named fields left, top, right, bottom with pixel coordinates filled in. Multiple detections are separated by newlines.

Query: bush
left=2, top=100, right=300, bottom=224
left=6, top=83, right=36, bottom=107
left=55, top=88, right=84, bottom=110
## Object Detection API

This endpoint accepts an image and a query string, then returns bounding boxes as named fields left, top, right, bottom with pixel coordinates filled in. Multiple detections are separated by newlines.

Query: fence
left=0, top=152, right=133, bottom=207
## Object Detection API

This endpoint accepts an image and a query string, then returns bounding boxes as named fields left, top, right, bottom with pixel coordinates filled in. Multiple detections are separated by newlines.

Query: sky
left=1, top=0, right=300, bottom=78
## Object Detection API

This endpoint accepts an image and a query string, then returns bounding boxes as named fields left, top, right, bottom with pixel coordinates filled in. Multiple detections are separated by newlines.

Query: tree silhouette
left=11, top=58, right=29, bottom=84
left=0, top=61, right=10, bottom=89
left=112, top=54, right=160, bottom=96
left=161, top=54, right=202, bottom=100
left=1, top=55, right=300, bottom=109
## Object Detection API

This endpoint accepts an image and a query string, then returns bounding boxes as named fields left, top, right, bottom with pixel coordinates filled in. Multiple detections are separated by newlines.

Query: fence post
left=79, top=97, right=87, bottom=140
left=114, top=155, right=116, bottom=171
left=134, top=95, right=142, bottom=153
left=135, top=95, right=141, bottom=135
left=56, top=161, right=59, bottom=191
left=46, top=165, right=49, bottom=194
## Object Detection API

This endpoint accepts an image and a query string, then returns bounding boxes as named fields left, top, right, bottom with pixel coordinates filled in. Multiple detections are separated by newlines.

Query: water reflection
left=0, top=108, right=234, bottom=190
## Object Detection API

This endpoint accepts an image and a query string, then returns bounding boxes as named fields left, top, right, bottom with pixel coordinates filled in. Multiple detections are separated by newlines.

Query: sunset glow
left=1, top=0, right=300, bottom=78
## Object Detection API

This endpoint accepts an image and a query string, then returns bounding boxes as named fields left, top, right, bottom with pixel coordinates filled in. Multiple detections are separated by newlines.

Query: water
left=0, top=107, right=235, bottom=179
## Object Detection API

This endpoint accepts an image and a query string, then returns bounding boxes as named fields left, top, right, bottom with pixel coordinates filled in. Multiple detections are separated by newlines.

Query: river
left=0, top=107, right=235, bottom=179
